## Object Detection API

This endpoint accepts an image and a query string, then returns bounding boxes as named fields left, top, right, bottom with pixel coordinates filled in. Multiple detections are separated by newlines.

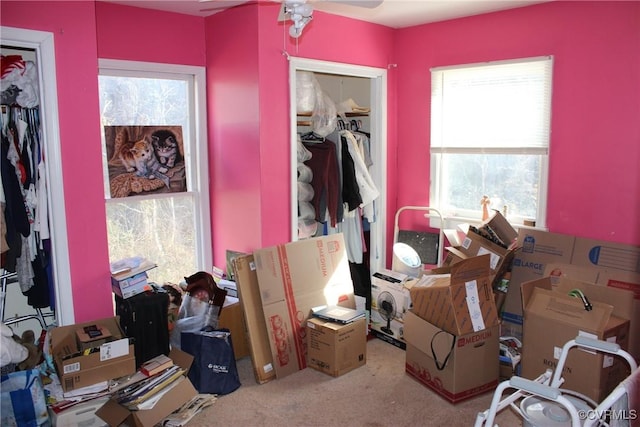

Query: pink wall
left=204, top=5, right=263, bottom=261
left=204, top=3, right=396, bottom=264
left=2, top=1, right=638, bottom=324
left=395, top=1, right=640, bottom=246
left=1, top=1, right=113, bottom=322
left=1, top=1, right=207, bottom=322
left=95, top=2, right=206, bottom=65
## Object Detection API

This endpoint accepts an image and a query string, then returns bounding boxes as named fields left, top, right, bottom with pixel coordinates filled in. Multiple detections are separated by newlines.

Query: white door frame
left=288, top=57, right=387, bottom=272
left=2, top=26, right=74, bottom=325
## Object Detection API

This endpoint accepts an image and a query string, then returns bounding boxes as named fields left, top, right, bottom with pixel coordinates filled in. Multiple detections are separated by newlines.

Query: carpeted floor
left=185, top=337, right=523, bottom=426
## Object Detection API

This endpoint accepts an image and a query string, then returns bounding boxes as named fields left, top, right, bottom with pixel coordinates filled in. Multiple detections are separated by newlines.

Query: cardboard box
left=111, top=272, right=152, bottom=299
left=232, top=254, right=276, bottom=384
left=50, top=316, right=135, bottom=393
left=370, top=269, right=410, bottom=349
left=96, top=348, right=196, bottom=427
left=544, top=264, right=640, bottom=362
left=503, top=229, right=640, bottom=344
left=404, top=310, right=500, bottom=403
left=449, top=212, right=518, bottom=285
left=571, top=238, right=640, bottom=272
left=409, top=255, right=499, bottom=336
left=218, top=298, right=250, bottom=360
left=458, top=230, right=516, bottom=284
left=253, top=234, right=355, bottom=379
left=111, top=259, right=157, bottom=299
left=597, top=270, right=640, bottom=361
left=306, top=316, right=367, bottom=377
left=481, top=210, right=518, bottom=247
left=502, top=229, right=575, bottom=340
left=520, top=277, right=633, bottom=402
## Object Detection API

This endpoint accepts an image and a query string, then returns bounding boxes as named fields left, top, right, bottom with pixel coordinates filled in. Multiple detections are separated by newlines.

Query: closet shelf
left=296, top=111, right=370, bottom=118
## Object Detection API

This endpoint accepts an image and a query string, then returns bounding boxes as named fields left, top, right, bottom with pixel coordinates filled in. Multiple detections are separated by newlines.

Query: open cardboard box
left=96, top=348, right=196, bottom=427
left=502, top=229, right=640, bottom=343
left=444, top=212, right=518, bottom=287
left=404, top=310, right=499, bottom=403
left=410, top=254, right=499, bottom=336
left=520, top=276, right=633, bottom=402
left=544, top=263, right=640, bottom=362
left=50, top=316, right=136, bottom=393
left=253, top=234, right=355, bottom=379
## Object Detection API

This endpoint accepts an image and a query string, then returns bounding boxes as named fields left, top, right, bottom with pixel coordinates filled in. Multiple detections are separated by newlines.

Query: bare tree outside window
left=99, top=68, right=209, bottom=285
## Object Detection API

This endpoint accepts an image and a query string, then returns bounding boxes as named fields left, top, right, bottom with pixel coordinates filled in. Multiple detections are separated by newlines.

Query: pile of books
left=111, top=354, right=184, bottom=410
left=110, top=256, right=157, bottom=299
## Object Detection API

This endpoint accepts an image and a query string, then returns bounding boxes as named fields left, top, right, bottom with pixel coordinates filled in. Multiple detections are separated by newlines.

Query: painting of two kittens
left=105, top=125, right=186, bottom=197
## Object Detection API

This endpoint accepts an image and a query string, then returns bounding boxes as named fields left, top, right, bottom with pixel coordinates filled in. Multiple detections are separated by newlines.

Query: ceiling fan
left=199, top=0, right=383, bottom=38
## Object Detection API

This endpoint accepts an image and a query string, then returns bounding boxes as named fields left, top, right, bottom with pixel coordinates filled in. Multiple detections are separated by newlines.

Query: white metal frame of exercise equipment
left=392, top=206, right=445, bottom=268
left=1, top=269, right=55, bottom=329
left=474, top=335, right=639, bottom=427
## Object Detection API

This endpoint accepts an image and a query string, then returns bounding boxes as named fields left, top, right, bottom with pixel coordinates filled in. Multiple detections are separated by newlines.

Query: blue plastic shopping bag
left=1, top=369, right=49, bottom=427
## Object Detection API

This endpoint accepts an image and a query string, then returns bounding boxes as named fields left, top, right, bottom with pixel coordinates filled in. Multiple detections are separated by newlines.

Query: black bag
left=180, top=328, right=241, bottom=395
left=115, top=290, right=170, bottom=368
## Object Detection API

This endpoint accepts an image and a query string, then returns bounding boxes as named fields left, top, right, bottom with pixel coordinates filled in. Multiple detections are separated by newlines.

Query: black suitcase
left=115, top=289, right=170, bottom=368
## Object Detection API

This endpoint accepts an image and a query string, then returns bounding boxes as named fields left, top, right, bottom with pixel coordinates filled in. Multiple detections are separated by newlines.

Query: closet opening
left=288, top=57, right=387, bottom=312
left=1, top=27, right=72, bottom=339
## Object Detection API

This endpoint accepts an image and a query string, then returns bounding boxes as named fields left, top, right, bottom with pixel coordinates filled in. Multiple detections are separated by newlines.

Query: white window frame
left=98, top=59, right=212, bottom=272
left=429, top=56, right=553, bottom=230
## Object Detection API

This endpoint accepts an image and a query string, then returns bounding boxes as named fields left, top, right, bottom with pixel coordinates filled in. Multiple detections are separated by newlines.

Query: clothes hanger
left=300, top=130, right=324, bottom=143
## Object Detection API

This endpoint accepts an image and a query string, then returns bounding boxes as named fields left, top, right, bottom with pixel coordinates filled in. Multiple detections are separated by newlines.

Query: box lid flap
left=553, top=277, right=634, bottom=321
left=168, top=347, right=194, bottom=371
left=450, top=254, right=491, bottom=286
left=445, top=246, right=468, bottom=262
left=404, top=310, right=455, bottom=358
left=521, top=277, right=553, bottom=310
left=525, top=287, right=613, bottom=331
left=482, top=211, right=518, bottom=246
left=96, top=398, right=130, bottom=427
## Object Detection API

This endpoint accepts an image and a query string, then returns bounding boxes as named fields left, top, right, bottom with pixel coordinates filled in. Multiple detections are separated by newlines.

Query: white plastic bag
left=170, top=294, right=221, bottom=350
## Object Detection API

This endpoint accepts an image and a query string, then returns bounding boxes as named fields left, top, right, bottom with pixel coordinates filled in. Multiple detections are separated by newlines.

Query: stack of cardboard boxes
left=234, top=234, right=368, bottom=383
left=501, top=228, right=640, bottom=362
left=48, top=316, right=199, bottom=426
left=404, top=255, right=500, bottom=403
left=110, top=258, right=157, bottom=299
left=519, top=276, right=633, bottom=402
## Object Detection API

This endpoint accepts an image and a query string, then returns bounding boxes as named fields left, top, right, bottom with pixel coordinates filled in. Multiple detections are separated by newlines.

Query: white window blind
left=431, top=56, right=553, bottom=151
left=429, top=56, right=553, bottom=227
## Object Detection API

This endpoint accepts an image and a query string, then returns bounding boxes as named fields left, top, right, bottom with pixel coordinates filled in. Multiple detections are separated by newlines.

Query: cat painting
left=107, top=125, right=186, bottom=197
left=151, top=129, right=182, bottom=169
left=114, top=133, right=170, bottom=188
left=130, top=136, right=171, bottom=188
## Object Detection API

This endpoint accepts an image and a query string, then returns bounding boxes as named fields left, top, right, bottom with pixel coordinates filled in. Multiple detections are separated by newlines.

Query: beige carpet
left=186, top=337, right=523, bottom=426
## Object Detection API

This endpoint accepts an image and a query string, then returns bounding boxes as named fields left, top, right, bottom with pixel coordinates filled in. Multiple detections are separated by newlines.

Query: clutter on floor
left=3, top=212, right=640, bottom=426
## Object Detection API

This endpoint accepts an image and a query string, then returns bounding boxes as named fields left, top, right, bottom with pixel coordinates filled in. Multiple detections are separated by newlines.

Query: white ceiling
left=100, top=0, right=551, bottom=29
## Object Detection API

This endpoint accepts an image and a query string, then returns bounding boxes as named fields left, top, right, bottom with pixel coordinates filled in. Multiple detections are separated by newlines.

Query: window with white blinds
left=429, top=56, right=553, bottom=227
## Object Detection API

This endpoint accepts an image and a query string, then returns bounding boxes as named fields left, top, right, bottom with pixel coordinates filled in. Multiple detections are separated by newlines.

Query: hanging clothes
left=302, top=136, right=340, bottom=228
left=1, top=103, right=52, bottom=309
left=340, top=130, right=379, bottom=221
